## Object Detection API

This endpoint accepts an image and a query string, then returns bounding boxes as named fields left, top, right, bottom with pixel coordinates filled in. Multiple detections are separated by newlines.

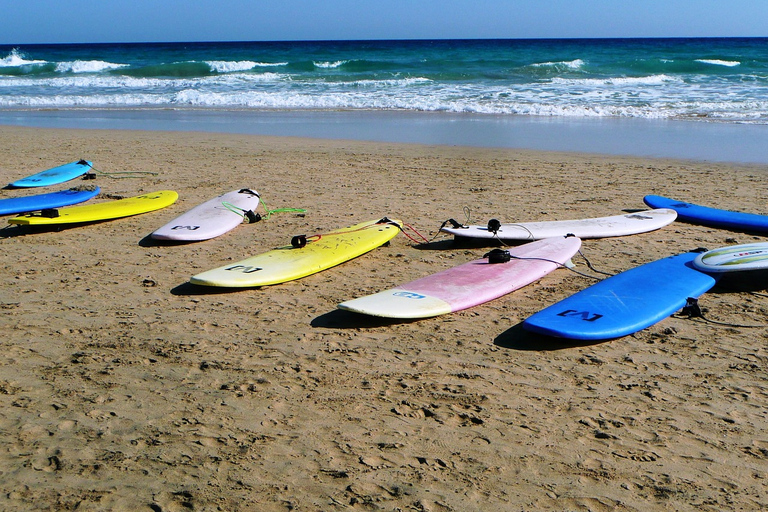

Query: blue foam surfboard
left=643, top=195, right=768, bottom=233
left=522, top=251, right=718, bottom=341
left=0, top=186, right=101, bottom=216
left=9, top=160, right=93, bottom=188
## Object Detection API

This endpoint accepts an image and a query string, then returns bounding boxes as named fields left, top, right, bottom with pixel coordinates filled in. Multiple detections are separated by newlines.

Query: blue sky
left=2, top=0, right=767, bottom=44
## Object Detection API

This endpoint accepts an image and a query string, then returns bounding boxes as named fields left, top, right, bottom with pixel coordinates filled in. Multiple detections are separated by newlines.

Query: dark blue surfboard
left=0, top=186, right=100, bottom=216
left=9, top=160, right=93, bottom=188
left=522, top=252, right=717, bottom=341
left=643, top=195, right=768, bottom=233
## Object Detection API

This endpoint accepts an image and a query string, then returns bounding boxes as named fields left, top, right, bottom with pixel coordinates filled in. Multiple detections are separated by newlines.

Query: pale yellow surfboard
left=7, top=190, right=178, bottom=225
left=190, top=217, right=402, bottom=287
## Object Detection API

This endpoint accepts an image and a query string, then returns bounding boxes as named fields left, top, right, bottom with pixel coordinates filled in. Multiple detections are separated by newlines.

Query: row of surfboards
left=4, top=160, right=768, bottom=341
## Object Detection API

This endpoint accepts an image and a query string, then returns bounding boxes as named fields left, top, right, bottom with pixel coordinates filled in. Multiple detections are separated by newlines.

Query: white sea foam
left=314, top=60, right=347, bottom=69
left=1, top=60, right=765, bottom=124
left=346, top=77, right=432, bottom=87
left=531, top=59, right=585, bottom=70
left=206, top=60, right=258, bottom=73
left=0, top=48, right=47, bottom=67
left=552, top=74, right=680, bottom=86
left=0, top=92, right=165, bottom=108
left=2, top=85, right=767, bottom=123
left=0, top=72, right=287, bottom=90
left=55, top=60, right=129, bottom=73
left=696, top=59, right=740, bottom=67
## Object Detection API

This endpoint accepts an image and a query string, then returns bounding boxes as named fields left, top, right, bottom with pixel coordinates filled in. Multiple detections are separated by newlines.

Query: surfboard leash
left=430, top=206, right=475, bottom=242
left=257, top=195, right=306, bottom=221
left=438, top=209, right=614, bottom=280
left=430, top=217, right=461, bottom=242
left=397, top=221, right=430, bottom=245
left=490, top=229, right=615, bottom=280
left=327, top=217, right=425, bottom=244
left=81, top=160, right=159, bottom=180
left=221, top=193, right=307, bottom=223
left=673, top=297, right=764, bottom=328
left=221, top=201, right=262, bottom=223
left=287, top=217, right=407, bottom=249
left=479, top=243, right=608, bottom=282
left=575, top=248, right=615, bottom=277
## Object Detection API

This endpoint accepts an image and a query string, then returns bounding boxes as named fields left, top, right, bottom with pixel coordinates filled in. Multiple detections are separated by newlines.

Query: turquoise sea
left=1, top=38, right=767, bottom=163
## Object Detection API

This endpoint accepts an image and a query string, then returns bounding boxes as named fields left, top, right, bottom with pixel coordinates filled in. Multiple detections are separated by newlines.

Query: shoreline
left=2, top=108, right=768, bottom=165
left=1, top=125, right=767, bottom=511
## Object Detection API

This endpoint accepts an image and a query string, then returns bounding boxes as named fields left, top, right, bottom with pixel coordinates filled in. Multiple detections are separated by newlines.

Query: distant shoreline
left=2, top=108, right=768, bottom=165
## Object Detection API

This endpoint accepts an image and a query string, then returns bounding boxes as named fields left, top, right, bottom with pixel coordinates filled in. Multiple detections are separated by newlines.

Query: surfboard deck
left=440, top=209, right=677, bottom=240
left=9, top=160, right=93, bottom=188
left=7, top=190, right=178, bottom=225
left=693, top=243, right=768, bottom=273
left=522, top=251, right=718, bottom=341
left=151, top=188, right=260, bottom=241
left=643, top=195, right=768, bottom=233
left=338, top=236, right=582, bottom=319
left=0, top=186, right=100, bottom=216
left=190, top=217, right=402, bottom=287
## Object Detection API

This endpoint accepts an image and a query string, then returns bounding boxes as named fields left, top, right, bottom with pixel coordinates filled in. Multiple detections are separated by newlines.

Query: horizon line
left=2, top=35, right=768, bottom=47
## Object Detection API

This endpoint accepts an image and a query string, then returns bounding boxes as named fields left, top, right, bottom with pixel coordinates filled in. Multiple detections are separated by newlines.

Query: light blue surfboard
left=0, top=186, right=100, bottom=216
left=9, top=160, right=93, bottom=188
left=522, top=251, right=718, bottom=341
left=643, top=195, right=768, bottom=233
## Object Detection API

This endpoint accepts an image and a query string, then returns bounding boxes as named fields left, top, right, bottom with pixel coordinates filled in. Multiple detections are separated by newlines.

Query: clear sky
left=2, top=0, right=767, bottom=45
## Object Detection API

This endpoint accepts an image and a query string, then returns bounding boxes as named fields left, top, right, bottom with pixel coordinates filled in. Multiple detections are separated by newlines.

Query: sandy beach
left=1, top=124, right=767, bottom=511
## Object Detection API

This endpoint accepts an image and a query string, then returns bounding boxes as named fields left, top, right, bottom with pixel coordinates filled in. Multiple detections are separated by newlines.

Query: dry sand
left=1, top=125, right=767, bottom=511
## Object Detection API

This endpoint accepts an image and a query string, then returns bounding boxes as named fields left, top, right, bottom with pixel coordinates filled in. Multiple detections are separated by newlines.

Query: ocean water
left=1, top=38, right=768, bottom=163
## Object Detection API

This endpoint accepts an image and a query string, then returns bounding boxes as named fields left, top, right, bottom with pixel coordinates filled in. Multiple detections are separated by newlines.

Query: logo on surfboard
left=556, top=309, right=603, bottom=322
left=225, top=265, right=263, bottom=273
left=392, top=291, right=426, bottom=299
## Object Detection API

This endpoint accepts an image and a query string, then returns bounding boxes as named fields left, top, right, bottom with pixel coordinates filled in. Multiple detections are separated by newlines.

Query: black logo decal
left=556, top=309, right=603, bottom=322
left=225, top=265, right=262, bottom=273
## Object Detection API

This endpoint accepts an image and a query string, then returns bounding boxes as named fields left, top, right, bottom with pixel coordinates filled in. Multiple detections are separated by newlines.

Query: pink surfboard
left=338, top=236, right=582, bottom=319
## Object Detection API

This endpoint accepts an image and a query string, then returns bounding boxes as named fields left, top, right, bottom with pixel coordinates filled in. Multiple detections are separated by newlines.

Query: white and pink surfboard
left=338, top=236, right=582, bottom=319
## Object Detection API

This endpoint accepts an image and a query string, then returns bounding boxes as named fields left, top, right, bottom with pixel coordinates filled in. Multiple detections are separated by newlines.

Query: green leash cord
left=222, top=195, right=306, bottom=222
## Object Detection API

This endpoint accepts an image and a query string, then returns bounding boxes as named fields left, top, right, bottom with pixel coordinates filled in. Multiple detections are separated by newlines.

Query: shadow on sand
left=311, top=308, right=421, bottom=329
left=493, top=321, right=609, bottom=351
left=170, top=282, right=256, bottom=296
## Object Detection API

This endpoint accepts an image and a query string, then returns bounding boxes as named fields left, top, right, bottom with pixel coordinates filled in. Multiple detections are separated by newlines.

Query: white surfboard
left=150, top=188, right=260, bottom=241
left=338, top=236, right=581, bottom=319
left=440, top=208, right=677, bottom=241
left=693, top=242, right=768, bottom=273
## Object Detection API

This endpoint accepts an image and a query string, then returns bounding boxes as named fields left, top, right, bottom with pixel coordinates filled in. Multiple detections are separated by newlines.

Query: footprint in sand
left=612, top=449, right=659, bottom=462
left=359, top=455, right=392, bottom=469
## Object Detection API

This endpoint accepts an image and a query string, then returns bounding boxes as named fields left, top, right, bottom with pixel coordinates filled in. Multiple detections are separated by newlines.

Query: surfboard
left=522, top=251, right=718, bottom=341
left=150, top=188, right=260, bottom=241
left=643, top=195, right=768, bottom=233
left=8, top=160, right=93, bottom=188
left=693, top=242, right=768, bottom=273
left=0, top=186, right=100, bottom=216
left=440, top=209, right=677, bottom=241
left=338, top=236, right=582, bottom=319
left=190, top=218, right=402, bottom=287
left=7, top=190, right=178, bottom=226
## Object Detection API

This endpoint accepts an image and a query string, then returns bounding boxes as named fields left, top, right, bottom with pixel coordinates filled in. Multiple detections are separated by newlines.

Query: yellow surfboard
left=7, top=190, right=178, bottom=226
left=190, top=217, right=402, bottom=287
